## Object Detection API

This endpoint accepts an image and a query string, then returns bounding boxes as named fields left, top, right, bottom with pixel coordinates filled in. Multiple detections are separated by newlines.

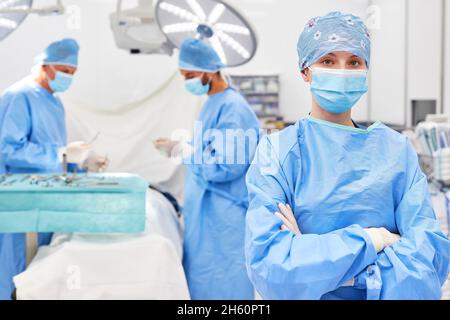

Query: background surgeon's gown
left=0, top=77, right=67, bottom=299
left=182, top=88, right=260, bottom=299
left=245, top=116, right=450, bottom=300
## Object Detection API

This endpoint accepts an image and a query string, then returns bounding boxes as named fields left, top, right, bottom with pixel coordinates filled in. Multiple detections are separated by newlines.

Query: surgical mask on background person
left=47, top=66, right=73, bottom=93
left=185, top=75, right=210, bottom=96
left=309, top=67, right=368, bottom=114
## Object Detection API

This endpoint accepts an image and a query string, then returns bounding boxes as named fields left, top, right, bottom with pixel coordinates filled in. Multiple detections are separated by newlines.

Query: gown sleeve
left=186, top=101, right=259, bottom=183
left=354, top=142, right=450, bottom=300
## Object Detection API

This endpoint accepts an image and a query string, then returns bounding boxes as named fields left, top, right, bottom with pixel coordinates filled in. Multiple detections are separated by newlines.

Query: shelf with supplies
left=230, top=74, right=281, bottom=121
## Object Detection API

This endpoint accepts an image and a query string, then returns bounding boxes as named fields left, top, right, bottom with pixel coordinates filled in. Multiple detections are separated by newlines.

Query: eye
left=322, top=59, right=334, bottom=66
left=349, top=60, right=362, bottom=67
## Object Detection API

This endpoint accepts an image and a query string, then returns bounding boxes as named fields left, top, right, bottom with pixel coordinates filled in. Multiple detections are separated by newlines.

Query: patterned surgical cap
left=297, top=11, right=371, bottom=70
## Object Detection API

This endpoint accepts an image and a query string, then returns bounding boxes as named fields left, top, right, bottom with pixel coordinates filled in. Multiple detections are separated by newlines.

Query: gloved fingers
left=278, top=203, right=301, bottom=234
left=285, top=203, right=297, bottom=226
left=153, top=139, right=170, bottom=150
left=274, top=212, right=295, bottom=231
left=282, top=223, right=301, bottom=236
left=154, top=143, right=167, bottom=151
left=96, top=157, right=109, bottom=166
left=278, top=203, right=296, bottom=225
left=153, top=138, right=170, bottom=144
left=363, top=228, right=385, bottom=253
left=379, top=228, right=401, bottom=242
left=97, top=163, right=109, bottom=172
left=275, top=212, right=302, bottom=235
left=386, top=233, right=401, bottom=247
left=68, top=141, right=91, bottom=149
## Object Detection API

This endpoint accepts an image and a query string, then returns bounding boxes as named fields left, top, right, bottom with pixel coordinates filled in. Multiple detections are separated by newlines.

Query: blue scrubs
left=0, top=77, right=67, bottom=300
left=182, top=88, right=260, bottom=299
left=245, top=116, right=450, bottom=300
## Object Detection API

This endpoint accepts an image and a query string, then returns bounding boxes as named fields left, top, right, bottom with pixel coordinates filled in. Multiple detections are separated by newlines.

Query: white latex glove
left=153, top=138, right=193, bottom=158
left=364, top=227, right=401, bottom=253
left=82, top=154, right=110, bottom=173
left=153, top=138, right=180, bottom=157
left=275, top=203, right=302, bottom=236
left=59, top=141, right=91, bottom=164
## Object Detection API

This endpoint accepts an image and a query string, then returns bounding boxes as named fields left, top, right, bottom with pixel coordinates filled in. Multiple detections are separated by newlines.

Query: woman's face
left=302, top=51, right=366, bottom=83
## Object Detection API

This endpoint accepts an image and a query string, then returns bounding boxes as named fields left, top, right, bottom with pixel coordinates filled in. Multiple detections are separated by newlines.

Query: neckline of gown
left=307, top=115, right=382, bottom=134
left=28, top=77, right=58, bottom=101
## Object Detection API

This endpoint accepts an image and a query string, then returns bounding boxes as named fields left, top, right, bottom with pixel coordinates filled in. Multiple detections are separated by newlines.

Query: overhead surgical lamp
left=0, top=0, right=65, bottom=41
left=110, top=0, right=258, bottom=67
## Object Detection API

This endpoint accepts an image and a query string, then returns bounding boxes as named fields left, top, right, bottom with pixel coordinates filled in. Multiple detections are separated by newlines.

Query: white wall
left=368, top=0, right=406, bottom=125
left=445, top=0, right=450, bottom=114
left=406, top=0, right=444, bottom=127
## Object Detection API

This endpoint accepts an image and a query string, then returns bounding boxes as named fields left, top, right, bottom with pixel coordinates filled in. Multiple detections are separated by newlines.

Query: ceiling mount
left=155, top=0, right=258, bottom=67
left=110, top=0, right=173, bottom=55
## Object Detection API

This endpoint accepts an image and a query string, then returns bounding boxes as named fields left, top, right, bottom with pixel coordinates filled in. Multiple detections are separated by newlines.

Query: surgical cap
left=297, top=11, right=371, bottom=70
left=34, top=38, right=80, bottom=67
left=179, top=38, right=225, bottom=73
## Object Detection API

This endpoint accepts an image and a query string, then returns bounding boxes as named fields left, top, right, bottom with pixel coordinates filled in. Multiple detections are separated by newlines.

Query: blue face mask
left=185, top=76, right=210, bottom=96
left=48, top=67, right=74, bottom=93
left=310, top=67, right=368, bottom=114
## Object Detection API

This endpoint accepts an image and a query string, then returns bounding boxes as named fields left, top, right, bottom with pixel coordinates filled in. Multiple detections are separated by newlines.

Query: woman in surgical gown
left=154, top=38, right=260, bottom=299
left=245, top=11, right=450, bottom=300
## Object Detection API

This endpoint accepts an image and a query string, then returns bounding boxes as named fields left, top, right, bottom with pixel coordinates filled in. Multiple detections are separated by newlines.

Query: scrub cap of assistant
left=179, top=37, right=225, bottom=73
left=34, top=38, right=80, bottom=67
left=297, top=11, right=371, bottom=70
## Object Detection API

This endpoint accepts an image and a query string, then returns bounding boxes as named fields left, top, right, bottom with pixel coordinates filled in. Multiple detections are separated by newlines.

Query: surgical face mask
left=309, top=67, right=368, bottom=114
left=185, top=76, right=210, bottom=96
left=47, top=67, right=74, bottom=93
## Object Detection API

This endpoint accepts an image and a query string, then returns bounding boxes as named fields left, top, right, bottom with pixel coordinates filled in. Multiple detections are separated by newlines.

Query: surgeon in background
left=0, top=38, right=93, bottom=300
left=154, top=38, right=260, bottom=299
left=245, top=12, right=450, bottom=300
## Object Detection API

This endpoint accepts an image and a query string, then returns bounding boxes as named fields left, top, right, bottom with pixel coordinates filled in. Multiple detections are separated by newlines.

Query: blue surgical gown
left=0, top=77, right=67, bottom=300
left=182, top=88, right=260, bottom=299
left=245, top=116, right=450, bottom=300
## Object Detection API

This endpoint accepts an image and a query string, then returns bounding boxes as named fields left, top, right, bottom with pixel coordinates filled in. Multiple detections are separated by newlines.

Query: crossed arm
left=245, top=137, right=450, bottom=300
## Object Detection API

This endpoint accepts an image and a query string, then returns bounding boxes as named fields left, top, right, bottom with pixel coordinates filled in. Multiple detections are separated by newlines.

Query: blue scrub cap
left=297, top=11, right=371, bottom=70
left=179, top=37, right=225, bottom=73
left=34, top=38, right=80, bottom=68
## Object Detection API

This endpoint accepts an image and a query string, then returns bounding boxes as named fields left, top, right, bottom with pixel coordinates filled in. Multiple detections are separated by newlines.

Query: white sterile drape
left=14, top=189, right=190, bottom=300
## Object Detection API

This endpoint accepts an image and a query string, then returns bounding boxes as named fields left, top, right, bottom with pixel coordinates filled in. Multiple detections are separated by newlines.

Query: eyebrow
left=322, top=53, right=362, bottom=59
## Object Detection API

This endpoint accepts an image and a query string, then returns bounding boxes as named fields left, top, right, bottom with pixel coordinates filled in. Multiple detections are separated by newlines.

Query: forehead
left=180, top=69, right=202, bottom=76
left=320, top=51, right=364, bottom=59
left=51, top=65, right=77, bottom=73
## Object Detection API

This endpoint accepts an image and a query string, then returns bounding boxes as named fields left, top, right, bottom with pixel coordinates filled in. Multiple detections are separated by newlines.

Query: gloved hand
left=364, top=227, right=401, bottom=253
left=59, top=141, right=91, bottom=164
left=153, top=138, right=180, bottom=157
left=153, top=138, right=193, bottom=158
left=275, top=203, right=302, bottom=236
left=82, top=154, right=110, bottom=173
